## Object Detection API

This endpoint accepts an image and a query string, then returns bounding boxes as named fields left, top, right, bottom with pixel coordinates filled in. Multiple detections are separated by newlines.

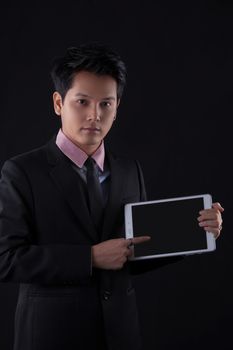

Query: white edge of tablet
left=124, top=193, right=216, bottom=261
left=204, top=194, right=216, bottom=253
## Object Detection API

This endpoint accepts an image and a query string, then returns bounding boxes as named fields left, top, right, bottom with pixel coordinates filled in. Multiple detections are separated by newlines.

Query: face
left=53, top=70, right=119, bottom=155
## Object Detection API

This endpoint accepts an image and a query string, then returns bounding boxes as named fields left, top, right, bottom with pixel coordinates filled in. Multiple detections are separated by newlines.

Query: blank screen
left=132, top=198, right=207, bottom=257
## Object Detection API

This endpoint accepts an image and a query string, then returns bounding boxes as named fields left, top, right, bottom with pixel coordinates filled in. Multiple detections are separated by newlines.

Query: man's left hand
left=197, top=202, right=224, bottom=239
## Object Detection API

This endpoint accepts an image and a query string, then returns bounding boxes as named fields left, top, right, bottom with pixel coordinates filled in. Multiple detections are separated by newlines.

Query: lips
left=81, top=127, right=101, bottom=132
left=82, top=127, right=100, bottom=131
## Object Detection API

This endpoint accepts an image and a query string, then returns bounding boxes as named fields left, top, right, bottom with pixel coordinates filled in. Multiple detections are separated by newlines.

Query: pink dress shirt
left=55, top=129, right=105, bottom=171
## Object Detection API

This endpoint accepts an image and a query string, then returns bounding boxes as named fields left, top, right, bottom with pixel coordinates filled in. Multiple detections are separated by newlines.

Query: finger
left=198, top=209, right=222, bottom=220
left=125, top=236, right=151, bottom=247
left=131, top=236, right=151, bottom=245
left=203, top=226, right=221, bottom=239
left=212, top=202, right=224, bottom=212
left=198, top=220, right=219, bottom=228
left=125, top=238, right=133, bottom=248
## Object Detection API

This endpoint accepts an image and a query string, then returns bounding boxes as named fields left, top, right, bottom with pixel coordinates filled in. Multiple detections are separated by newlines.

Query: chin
left=83, top=137, right=102, bottom=145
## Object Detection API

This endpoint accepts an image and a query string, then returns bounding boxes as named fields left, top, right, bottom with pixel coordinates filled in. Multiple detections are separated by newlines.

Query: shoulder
left=106, top=148, right=140, bottom=167
left=3, top=144, right=47, bottom=174
left=106, top=149, right=144, bottom=179
left=11, top=145, right=47, bottom=164
left=1, top=138, right=56, bottom=178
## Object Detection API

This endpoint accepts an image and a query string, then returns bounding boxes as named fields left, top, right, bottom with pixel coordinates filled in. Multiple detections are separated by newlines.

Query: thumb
left=212, top=202, right=224, bottom=212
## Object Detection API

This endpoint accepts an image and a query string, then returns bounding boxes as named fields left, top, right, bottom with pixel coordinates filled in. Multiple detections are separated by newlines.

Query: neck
left=61, top=131, right=102, bottom=156
left=79, top=143, right=102, bottom=156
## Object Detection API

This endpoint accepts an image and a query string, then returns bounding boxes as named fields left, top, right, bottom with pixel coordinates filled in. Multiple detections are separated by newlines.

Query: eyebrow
left=74, top=93, right=116, bottom=101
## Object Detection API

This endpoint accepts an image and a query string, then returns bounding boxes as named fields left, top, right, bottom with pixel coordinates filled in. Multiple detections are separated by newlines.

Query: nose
left=87, top=104, right=101, bottom=121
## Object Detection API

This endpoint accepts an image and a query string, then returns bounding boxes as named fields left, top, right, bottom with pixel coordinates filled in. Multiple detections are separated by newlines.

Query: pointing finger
left=131, top=236, right=151, bottom=245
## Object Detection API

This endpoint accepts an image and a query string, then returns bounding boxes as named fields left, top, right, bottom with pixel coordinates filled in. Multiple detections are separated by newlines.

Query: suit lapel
left=46, top=138, right=98, bottom=243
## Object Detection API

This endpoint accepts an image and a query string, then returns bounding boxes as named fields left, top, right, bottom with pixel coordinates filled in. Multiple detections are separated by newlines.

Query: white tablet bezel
left=124, top=194, right=216, bottom=260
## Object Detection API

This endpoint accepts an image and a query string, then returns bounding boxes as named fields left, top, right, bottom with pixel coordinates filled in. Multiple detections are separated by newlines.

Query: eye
left=77, top=99, right=87, bottom=105
left=101, top=101, right=111, bottom=108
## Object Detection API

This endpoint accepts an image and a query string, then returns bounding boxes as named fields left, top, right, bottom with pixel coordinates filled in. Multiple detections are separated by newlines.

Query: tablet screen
left=131, top=197, right=207, bottom=257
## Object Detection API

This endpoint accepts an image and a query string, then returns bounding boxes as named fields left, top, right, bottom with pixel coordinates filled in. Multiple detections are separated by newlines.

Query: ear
left=53, top=92, right=63, bottom=116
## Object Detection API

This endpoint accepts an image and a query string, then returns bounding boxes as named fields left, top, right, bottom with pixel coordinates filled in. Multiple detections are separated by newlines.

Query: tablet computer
left=124, top=194, right=216, bottom=260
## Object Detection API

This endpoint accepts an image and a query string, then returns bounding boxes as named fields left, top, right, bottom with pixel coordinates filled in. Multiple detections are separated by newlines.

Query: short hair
left=50, top=43, right=127, bottom=101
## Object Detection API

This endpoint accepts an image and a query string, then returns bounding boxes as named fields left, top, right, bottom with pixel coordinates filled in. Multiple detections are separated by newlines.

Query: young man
left=0, top=44, right=223, bottom=350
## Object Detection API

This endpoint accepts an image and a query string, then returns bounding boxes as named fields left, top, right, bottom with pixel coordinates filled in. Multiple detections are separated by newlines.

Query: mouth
left=81, top=127, right=101, bottom=133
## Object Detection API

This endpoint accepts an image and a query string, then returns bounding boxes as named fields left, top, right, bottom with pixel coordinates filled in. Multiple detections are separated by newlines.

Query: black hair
left=50, top=43, right=127, bottom=101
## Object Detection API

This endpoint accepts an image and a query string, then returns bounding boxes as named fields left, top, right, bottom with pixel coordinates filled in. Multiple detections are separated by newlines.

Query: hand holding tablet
left=124, top=194, right=222, bottom=261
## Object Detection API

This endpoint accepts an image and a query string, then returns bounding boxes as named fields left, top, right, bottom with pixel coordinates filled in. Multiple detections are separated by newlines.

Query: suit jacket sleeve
left=129, top=160, right=184, bottom=275
left=0, top=160, right=92, bottom=285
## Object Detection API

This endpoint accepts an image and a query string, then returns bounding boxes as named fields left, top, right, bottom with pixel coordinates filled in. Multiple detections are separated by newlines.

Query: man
left=0, top=43, right=223, bottom=350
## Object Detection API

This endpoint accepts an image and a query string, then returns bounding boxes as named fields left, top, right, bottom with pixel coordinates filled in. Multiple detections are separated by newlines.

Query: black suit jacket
left=0, top=138, right=179, bottom=350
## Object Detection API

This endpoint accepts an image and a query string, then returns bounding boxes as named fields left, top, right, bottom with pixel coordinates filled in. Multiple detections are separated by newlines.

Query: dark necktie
left=85, top=157, right=104, bottom=233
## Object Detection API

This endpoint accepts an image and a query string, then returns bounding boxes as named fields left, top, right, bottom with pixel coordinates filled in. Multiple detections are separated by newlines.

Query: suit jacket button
left=103, top=291, right=111, bottom=300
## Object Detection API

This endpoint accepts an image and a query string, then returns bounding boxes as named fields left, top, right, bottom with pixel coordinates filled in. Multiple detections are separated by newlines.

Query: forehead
left=69, top=71, right=117, bottom=98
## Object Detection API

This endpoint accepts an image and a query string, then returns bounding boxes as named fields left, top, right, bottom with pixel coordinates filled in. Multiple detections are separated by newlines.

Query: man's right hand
left=91, top=236, right=151, bottom=270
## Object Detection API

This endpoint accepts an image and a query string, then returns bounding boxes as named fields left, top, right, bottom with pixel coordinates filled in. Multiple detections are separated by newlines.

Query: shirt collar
left=56, top=129, right=105, bottom=171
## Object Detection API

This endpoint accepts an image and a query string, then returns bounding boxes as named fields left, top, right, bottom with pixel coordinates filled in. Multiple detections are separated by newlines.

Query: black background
left=0, top=1, right=232, bottom=349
